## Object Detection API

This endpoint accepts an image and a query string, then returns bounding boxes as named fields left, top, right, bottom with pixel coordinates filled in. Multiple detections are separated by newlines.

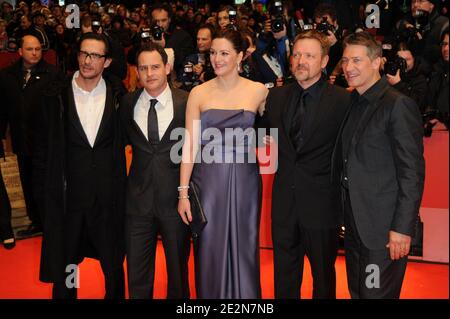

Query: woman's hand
left=178, top=198, right=192, bottom=225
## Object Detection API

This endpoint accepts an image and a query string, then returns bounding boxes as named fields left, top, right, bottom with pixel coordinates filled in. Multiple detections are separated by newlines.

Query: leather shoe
left=3, top=238, right=16, bottom=250
left=17, top=224, right=43, bottom=238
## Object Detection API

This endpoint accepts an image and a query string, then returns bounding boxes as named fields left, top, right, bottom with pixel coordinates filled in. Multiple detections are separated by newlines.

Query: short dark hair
left=313, top=3, right=337, bottom=23
left=150, top=3, right=172, bottom=18
left=135, top=42, right=168, bottom=66
left=342, top=31, right=382, bottom=60
left=197, top=23, right=216, bottom=39
left=441, top=27, right=449, bottom=43
left=78, top=32, right=110, bottom=58
left=214, top=29, right=248, bottom=55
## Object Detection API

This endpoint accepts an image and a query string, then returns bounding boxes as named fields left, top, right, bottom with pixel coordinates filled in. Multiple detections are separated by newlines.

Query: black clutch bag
left=188, top=181, right=207, bottom=238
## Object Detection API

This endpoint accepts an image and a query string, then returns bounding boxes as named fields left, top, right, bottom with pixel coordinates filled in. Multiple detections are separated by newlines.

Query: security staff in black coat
left=32, top=33, right=127, bottom=299
left=0, top=35, right=62, bottom=238
left=263, top=30, right=350, bottom=299
left=336, top=32, right=425, bottom=299
left=119, top=43, right=190, bottom=299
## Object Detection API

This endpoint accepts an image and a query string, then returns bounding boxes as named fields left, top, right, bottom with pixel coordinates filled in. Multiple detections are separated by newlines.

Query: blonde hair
left=293, top=30, right=330, bottom=56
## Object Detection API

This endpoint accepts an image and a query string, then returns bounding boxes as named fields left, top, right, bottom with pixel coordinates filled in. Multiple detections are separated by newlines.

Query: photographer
left=399, top=0, right=449, bottom=65
left=150, top=3, right=194, bottom=80
left=385, top=42, right=430, bottom=112
left=426, top=29, right=449, bottom=130
left=253, top=1, right=291, bottom=87
left=179, top=24, right=215, bottom=91
left=217, top=5, right=234, bottom=31
left=313, top=3, right=343, bottom=77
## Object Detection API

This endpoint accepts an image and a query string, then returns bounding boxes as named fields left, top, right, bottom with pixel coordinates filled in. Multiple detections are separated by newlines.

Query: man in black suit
left=263, top=30, right=350, bottom=299
left=119, top=42, right=191, bottom=299
left=33, top=33, right=127, bottom=299
left=337, top=31, right=425, bottom=299
left=0, top=35, right=62, bottom=238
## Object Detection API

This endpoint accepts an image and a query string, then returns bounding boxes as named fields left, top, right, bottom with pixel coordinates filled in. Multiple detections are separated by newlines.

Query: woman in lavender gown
left=178, top=29, right=268, bottom=299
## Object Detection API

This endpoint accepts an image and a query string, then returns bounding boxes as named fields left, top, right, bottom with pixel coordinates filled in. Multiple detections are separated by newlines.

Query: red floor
left=0, top=237, right=448, bottom=299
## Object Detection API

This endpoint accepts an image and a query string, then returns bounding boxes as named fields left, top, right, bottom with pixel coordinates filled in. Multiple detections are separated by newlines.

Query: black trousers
left=0, top=169, right=13, bottom=240
left=272, top=203, right=339, bottom=299
left=344, top=189, right=407, bottom=299
left=17, top=155, right=41, bottom=228
left=52, top=199, right=125, bottom=299
left=125, top=212, right=191, bottom=299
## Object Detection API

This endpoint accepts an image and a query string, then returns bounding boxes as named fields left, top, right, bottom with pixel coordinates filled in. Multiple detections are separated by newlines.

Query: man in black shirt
left=336, top=32, right=425, bottom=299
left=264, top=30, right=350, bottom=299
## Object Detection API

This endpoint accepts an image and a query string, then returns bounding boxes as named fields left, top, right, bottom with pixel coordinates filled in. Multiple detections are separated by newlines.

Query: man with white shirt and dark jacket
left=119, top=42, right=190, bottom=299
left=33, top=33, right=127, bottom=299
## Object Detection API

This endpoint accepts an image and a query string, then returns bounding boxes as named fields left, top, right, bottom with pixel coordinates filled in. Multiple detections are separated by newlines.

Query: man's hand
left=152, top=33, right=166, bottom=48
left=386, top=69, right=402, bottom=86
left=193, top=63, right=204, bottom=76
left=386, top=231, right=411, bottom=260
left=325, top=30, right=338, bottom=46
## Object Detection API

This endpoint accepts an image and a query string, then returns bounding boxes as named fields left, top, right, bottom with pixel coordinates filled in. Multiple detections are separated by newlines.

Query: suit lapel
left=93, top=83, right=113, bottom=147
left=349, top=84, right=390, bottom=152
left=129, top=88, right=152, bottom=149
left=300, top=84, right=331, bottom=148
left=160, top=88, right=182, bottom=144
left=281, top=83, right=301, bottom=153
left=66, top=82, right=91, bottom=146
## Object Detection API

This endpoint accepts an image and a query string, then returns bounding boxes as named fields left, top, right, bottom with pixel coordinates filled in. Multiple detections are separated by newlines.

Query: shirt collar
left=298, top=73, right=327, bottom=98
left=72, top=71, right=106, bottom=95
left=142, top=83, right=171, bottom=108
left=353, top=76, right=387, bottom=103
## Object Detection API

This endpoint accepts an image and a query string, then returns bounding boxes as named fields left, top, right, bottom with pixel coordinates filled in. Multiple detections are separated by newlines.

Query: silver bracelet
left=178, top=195, right=189, bottom=199
left=177, top=185, right=190, bottom=191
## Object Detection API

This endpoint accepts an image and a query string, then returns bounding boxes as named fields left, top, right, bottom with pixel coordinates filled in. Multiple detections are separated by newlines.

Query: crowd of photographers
left=0, top=0, right=448, bottom=132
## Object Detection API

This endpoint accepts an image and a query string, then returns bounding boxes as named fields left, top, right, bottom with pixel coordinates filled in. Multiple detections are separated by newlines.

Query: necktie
left=290, top=91, right=308, bottom=153
left=23, top=69, right=31, bottom=87
left=148, top=99, right=159, bottom=143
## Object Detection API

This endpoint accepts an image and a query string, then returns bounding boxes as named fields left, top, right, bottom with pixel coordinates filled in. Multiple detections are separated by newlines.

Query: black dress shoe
left=3, top=238, right=16, bottom=250
left=17, top=224, right=43, bottom=238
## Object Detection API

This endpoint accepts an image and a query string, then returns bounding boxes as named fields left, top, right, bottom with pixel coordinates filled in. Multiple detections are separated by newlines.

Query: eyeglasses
left=78, top=50, right=106, bottom=61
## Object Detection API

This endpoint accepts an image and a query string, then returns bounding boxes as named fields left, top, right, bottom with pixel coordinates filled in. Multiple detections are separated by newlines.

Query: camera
left=151, top=24, right=164, bottom=41
left=316, top=16, right=334, bottom=35
left=270, top=1, right=284, bottom=33
left=182, top=62, right=197, bottom=91
left=423, top=110, right=449, bottom=137
left=396, top=22, right=421, bottom=44
left=384, top=56, right=407, bottom=76
left=91, top=19, right=101, bottom=32
left=382, top=43, right=407, bottom=76
left=140, top=27, right=152, bottom=43
left=229, top=9, right=237, bottom=24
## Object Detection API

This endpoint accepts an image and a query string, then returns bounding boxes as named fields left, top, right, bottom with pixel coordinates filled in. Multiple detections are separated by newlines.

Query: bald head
left=19, top=35, right=42, bottom=68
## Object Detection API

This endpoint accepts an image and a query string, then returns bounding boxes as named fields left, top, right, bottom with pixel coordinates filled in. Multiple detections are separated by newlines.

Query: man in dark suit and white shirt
left=33, top=33, right=127, bottom=299
left=263, top=30, right=351, bottom=299
left=119, top=42, right=191, bottom=299
left=336, top=31, right=425, bottom=299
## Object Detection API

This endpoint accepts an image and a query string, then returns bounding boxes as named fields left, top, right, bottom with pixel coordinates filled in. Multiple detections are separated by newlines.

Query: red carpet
left=0, top=237, right=447, bottom=299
